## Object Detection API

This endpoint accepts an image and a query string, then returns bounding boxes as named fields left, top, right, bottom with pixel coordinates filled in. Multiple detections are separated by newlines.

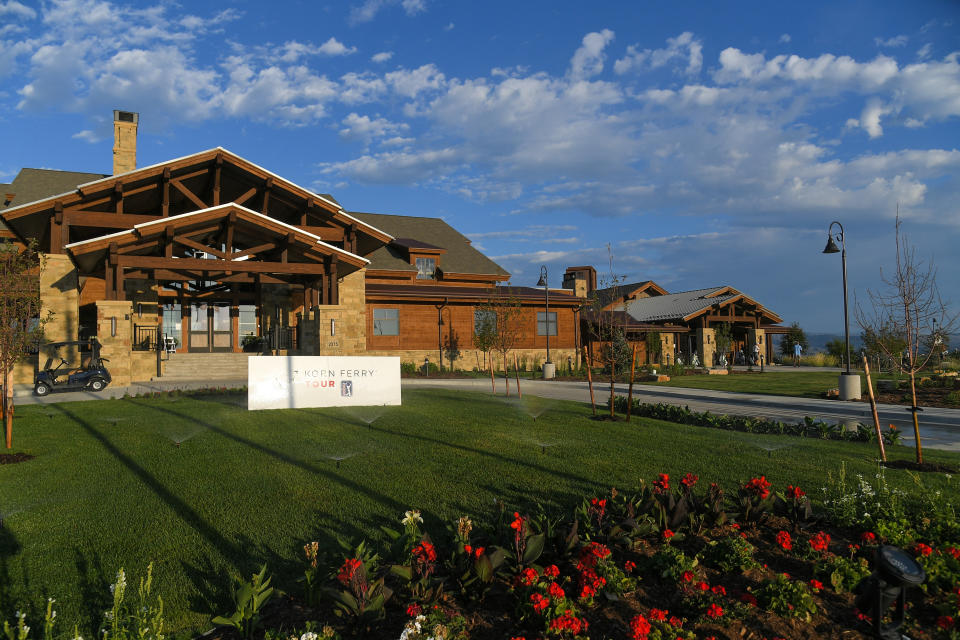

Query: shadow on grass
left=73, top=547, right=111, bottom=634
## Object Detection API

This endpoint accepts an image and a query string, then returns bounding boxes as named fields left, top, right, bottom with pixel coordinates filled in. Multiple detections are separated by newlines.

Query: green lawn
left=638, top=370, right=882, bottom=399
left=1, top=389, right=956, bottom=634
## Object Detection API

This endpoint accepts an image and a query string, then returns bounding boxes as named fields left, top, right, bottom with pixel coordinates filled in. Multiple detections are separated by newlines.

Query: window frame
left=373, top=308, right=400, bottom=336
left=536, top=311, right=557, bottom=336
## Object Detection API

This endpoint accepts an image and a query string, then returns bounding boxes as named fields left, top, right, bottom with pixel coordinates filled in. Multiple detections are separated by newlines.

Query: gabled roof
left=617, top=286, right=782, bottom=324
left=65, top=203, right=368, bottom=276
left=351, top=212, right=510, bottom=278
left=593, top=280, right=669, bottom=309
left=1, top=168, right=109, bottom=234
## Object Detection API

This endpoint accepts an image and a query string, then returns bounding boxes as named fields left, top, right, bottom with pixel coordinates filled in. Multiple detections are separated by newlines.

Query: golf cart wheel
left=35, top=382, right=51, bottom=396
left=90, top=379, right=106, bottom=392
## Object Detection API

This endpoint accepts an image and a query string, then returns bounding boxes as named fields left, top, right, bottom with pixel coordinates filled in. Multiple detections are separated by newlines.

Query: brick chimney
left=563, top=266, right=596, bottom=298
left=112, top=110, right=139, bottom=175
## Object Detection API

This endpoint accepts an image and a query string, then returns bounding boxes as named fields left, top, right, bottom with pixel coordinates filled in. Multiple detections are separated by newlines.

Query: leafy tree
left=779, top=322, right=809, bottom=357
left=644, top=331, right=661, bottom=365
left=472, top=309, right=496, bottom=370
left=713, top=323, right=733, bottom=366
left=587, top=246, right=631, bottom=418
left=443, top=329, right=461, bottom=372
left=476, top=290, right=525, bottom=395
left=856, top=215, right=958, bottom=464
left=824, top=338, right=846, bottom=367
left=861, top=323, right=907, bottom=373
left=0, top=241, right=51, bottom=449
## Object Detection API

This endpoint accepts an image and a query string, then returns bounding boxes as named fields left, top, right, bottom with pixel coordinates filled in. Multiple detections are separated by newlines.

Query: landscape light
left=853, top=545, right=925, bottom=639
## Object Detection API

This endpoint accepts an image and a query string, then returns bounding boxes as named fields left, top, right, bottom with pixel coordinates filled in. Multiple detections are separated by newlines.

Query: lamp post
left=822, top=221, right=861, bottom=400
left=536, top=265, right=555, bottom=379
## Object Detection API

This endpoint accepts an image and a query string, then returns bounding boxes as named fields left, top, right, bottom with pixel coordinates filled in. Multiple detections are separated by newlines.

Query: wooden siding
left=366, top=302, right=578, bottom=351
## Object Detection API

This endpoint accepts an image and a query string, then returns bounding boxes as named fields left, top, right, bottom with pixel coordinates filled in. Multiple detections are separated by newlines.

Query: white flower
left=401, top=510, right=423, bottom=526
left=300, top=632, right=318, bottom=640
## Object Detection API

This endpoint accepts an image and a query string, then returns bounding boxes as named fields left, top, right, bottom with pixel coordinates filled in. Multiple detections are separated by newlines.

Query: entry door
left=189, top=303, right=234, bottom=352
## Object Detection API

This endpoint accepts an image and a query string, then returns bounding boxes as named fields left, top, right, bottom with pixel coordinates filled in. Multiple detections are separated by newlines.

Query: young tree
left=856, top=215, right=958, bottom=465
left=825, top=338, right=847, bottom=368
left=0, top=241, right=50, bottom=449
left=472, top=308, right=496, bottom=371
left=861, top=323, right=907, bottom=373
left=644, top=331, right=661, bottom=365
left=587, top=247, right=631, bottom=418
left=476, top=289, right=525, bottom=396
left=713, top=322, right=733, bottom=367
left=779, top=322, right=808, bottom=358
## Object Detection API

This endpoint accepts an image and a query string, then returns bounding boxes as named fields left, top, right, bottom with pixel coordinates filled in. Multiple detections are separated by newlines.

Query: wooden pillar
left=254, top=274, right=262, bottom=335
left=213, top=154, right=222, bottom=207
left=163, top=226, right=173, bottom=258
left=320, top=268, right=329, bottom=305
left=330, top=257, right=338, bottom=305
left=262, top=177, right=273, bottom=214
left=104, top=257, right=114, bottom=300
left=114, top=182, right=124, bottom=215
left=112, top=244, right=125, bottom=301
left=161, top=167, right=170, bottom=217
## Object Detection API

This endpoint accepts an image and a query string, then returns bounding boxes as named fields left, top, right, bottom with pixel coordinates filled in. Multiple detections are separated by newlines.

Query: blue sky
left=2, top=0, right=959, bottom=332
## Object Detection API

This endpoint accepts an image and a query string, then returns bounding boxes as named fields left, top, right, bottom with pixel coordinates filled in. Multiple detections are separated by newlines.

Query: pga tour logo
left=341, top=380, right=353, bottom=397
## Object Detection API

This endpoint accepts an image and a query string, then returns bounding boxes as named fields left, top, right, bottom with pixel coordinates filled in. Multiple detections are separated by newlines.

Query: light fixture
left=538, top=265, right=554, bottom=378
left=853, top=545, right=925, bottom=639
left=110, top=317, right=117, bottom=337
left=330, top=319, right=336, bottom=336
left=823, top=221, right=860, bottom=400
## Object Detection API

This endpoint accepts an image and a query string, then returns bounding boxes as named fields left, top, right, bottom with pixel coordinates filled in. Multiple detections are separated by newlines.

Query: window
left=162, top=304, right=181, bottom=338
left=537, top=311, right=557, bottom=336
left=415, top=257, right=436, bottom=280
left=239, top=305, right=257, bottom=338
left=373, top=308, right=399, bottom=335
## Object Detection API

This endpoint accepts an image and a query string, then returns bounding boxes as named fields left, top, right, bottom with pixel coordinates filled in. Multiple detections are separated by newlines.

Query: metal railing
left=266, top=326, right=297, bottom=351
left=133, top=324, right=160, bottom=351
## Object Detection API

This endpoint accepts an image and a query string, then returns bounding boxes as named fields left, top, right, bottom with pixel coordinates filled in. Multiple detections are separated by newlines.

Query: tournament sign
left=247, top=356, right=401, bottom=410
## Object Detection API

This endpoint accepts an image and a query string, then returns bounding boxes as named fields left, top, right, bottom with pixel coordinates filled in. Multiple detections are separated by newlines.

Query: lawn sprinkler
left=853, top=545, right=925, bottom=639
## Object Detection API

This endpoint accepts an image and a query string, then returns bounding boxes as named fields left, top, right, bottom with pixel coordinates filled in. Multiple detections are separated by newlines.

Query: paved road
left=403, top=378, right=960, bottom=452
left=9, top=374, right=960, bottom=451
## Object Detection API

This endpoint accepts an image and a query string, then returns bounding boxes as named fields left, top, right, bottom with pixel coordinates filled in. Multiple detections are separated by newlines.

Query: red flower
left=775, top=530, right=792, bottom=551
left=579, top=583, right=596, bottom=600
left=914, top=542, right=933, bottom=557
left=681, top=570, right=695, bottom=583
left=663, top=529, right=675, bottom=540
left=411, top=540, right=437, bottom=563
left=648, top=608, right=668, bottom=621
left=705, top=603, right=724, bottom=619
left=668, top=616, right=683, bottom=628
left=860, top=531, right=877, bottom=545
left=547, top=581, right=566, bottom=600
left=696, top=581, right=709, bottom=592
left=937, top=615, right=955, bottom=630
left=809, top=531, right=831, bottom=553
left=711, top=584, right=726, bottom=596
left=809, top=579, right=824, bottom=591
left=518, top=567, right=539, bottom=587
left=945, top=546, right=960, bottom=560
left=680, top=473, right=698, bottom=489
left=590, top=497, right=608, bottom=513
left=406, top=603, right=422, bottom=617
left=549, top=611, right=587, bottom=634
left=785, top=485, right=805, bottom=500
left=624, top=560, right=637, bottom=573
left=336, top=557, right=363, bottom=586
left=653, top=473, right=670, bottom=494
left=740, top=593, right=758, bottom=606
left=544, top=564, right=560, bottom=578
left=629, top=614, right=651, bottom=640
left=463, top=544, right=472, bottom=555
left=472, top=546, right=485, bottom=558
left=744, top=476, right=771, bottom=499
left=510, top=512, right=524, bottom=531
left=530, top=592, right=549, bottom=613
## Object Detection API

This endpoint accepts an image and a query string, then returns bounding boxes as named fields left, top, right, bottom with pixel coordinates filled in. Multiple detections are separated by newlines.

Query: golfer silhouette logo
left=341, top=380, right=353, bottom=397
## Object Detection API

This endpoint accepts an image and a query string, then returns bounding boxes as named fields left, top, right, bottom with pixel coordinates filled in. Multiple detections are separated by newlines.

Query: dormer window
left=416, top=257, right=436, bottom=280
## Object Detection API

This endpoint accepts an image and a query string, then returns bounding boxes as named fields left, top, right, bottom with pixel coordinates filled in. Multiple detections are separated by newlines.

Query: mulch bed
left=0, top=452, right=34, bottom=464
left=871, top=384, right=960, bottom=409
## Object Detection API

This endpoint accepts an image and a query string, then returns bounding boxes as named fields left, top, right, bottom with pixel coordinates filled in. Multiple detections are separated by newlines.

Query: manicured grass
left=1, top=389, right=957, bottom=634
left=638, top=370, right=880, bottom=399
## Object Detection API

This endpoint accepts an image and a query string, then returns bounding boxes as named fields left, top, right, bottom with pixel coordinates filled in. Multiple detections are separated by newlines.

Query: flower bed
left=11, top=469, right=957, bottom=640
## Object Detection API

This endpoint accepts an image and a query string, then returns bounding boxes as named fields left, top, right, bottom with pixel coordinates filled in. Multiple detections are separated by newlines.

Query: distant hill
left=771, top=332, right=958, bottom=354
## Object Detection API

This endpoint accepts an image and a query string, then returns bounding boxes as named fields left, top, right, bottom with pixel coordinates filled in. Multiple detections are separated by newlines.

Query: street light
left=823, top=221, right=861, bottom=400
left=536, top=265, right=555, bottom=379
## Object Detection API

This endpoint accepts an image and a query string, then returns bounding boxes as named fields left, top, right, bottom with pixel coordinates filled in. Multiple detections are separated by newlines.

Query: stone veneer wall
left=697, top=327, right=716, bottom=368
left=302, top=270, right=367, bottom=356
left=96, top=300, right=134, bottom=386
left=747, top=328, right=767, bottom=364
left=365, top=347, right=580, bottom=373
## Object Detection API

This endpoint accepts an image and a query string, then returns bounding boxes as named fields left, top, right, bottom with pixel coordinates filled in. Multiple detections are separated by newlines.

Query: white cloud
left=72, top=129, right=101, bottom=142
left=385, top=63, right=445, bottom=97
left=778, top=33, right=791, bottom=44
left=443, top=22, right=454, bottom=31
left=371, top=51, right=393, bottom=63
left=349, top=0, right=426, bottom=24
left=569, top=29, right=614, bottom=80
left=614, top=31, right=703, bottom=76
left=875, top=35, right=908, bottom=47
left=0, top=1, right=36, bottom=19
left=859, top=98, right=892, bottom=137
left=338, top=112, right=408, bottom=144
left=317, top=37, right=357, bottom=56
left=917, top=43, right=933, bottom=60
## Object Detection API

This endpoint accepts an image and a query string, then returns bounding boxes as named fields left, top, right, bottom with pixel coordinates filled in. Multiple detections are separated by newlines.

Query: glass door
left=189, top=302, right=210, bottom=351
left=188, top=302, right=234, bottom=352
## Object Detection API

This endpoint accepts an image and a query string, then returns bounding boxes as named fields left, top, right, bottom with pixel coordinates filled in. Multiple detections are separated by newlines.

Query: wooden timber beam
left=63, top=211, right=161, bottom=229
left=173, top=235, right=229, bottom=259
left=231, top=241, right=277, bottom=260
left=705, top=314, right=763, bottom=323
left=281, top=232, right=294, bottom=263
left=261, top=177, right=273, bottom=215
left=116, top=255, right=328, bottom=275
left=163, top=227, right=174, bottom=258
left=226, top=212, right=236, bottom=254
left=329, top=256, right=338, bottom=304
left=298, top=225, right=345, bottom=241
left=72, top=182, right=160, bottom=212
left=235, top=187, right=257, bottom=206
left=213, top=154, right=222, bottom=207
left=113, top=182, right=124, bottom=215
left=162, top=167, right=171, bottom=217
left=171, top=179, right=208, bottom=210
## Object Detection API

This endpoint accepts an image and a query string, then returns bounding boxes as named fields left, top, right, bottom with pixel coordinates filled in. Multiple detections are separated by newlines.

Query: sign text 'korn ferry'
left=247, top=356, right=401, bottom=410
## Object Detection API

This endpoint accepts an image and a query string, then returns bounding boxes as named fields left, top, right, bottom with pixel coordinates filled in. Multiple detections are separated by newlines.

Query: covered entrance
left=188, top=302, right=233, bottom=352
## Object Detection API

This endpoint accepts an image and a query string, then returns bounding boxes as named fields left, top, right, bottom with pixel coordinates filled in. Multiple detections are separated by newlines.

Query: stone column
left=39, top=254, right=80, bottom=367
left=661, top=332, right=675, bottom=366
left=697, top=327, right=716, bottom=368
left=311, top=269, right=366, bottom=355
left=747, top=328, right=766, bottom=366
left=96, top=300, right=134, bottom=386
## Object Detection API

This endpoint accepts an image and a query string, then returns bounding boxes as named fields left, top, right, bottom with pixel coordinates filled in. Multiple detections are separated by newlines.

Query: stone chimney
left=562, top=266, right=597, bottom=298
left=112, top=110, right=139, bottom=175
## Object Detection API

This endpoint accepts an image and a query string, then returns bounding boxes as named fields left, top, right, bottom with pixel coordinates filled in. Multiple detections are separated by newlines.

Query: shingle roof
left=619, top=287, right=736, bottom=322
left=349, top=212, right=510, bottom=277
left=593, top=280, right=660, bottom=308
left=1, top=168, right=109, bottom=233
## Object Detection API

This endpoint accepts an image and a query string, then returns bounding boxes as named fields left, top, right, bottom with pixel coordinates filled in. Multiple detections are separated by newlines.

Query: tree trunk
left=4, top=368, right=13, bottom=449
left=909, top=369, right=923, bottom=464
left=489, top=355, right=496, bottom=394
left=626, top=344, right=637, bottom=422
left=608, top=360, right=615, bottom=419
left=503, top=352, right=510, bottom=397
